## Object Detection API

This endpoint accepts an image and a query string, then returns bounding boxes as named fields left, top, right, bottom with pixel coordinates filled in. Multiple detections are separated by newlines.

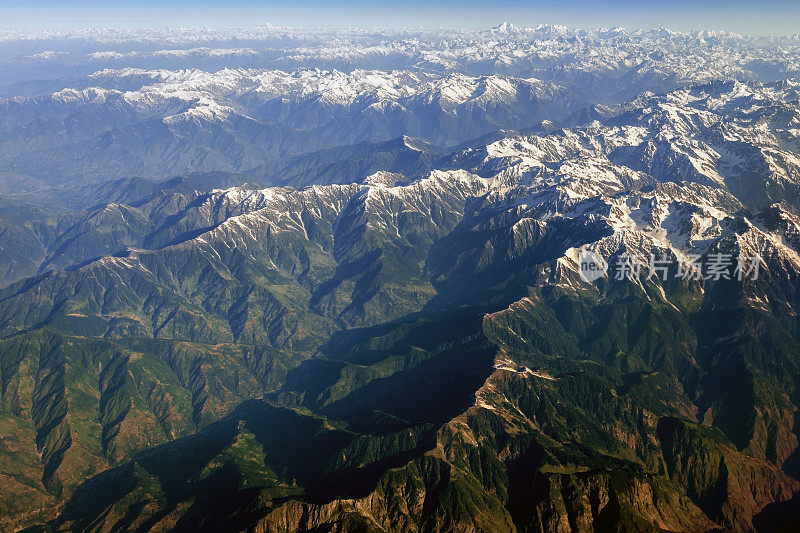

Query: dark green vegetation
left=13, top=274, right=800, bottom=531
left=0, top=172, right=798, bottom=532
left=4, top=79, right=800, bottom=530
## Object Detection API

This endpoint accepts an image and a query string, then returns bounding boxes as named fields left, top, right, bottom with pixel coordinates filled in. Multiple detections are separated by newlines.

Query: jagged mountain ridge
left=4, top=76, right=799, bottom=286
left=4, top=24, right=800, bottom=92
left=0, top=69, right=578, bottom=188
left=6, top=15, right=800, bottom=528
left=2, top=75, right=800, bottom=530
left=0, top=134, right=443, bottom=287
left=4, top=18, right=800, bottom=190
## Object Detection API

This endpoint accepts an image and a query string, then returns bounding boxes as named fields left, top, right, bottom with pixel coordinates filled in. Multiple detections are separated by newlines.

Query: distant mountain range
left=2, top=24, right=800, bottom=533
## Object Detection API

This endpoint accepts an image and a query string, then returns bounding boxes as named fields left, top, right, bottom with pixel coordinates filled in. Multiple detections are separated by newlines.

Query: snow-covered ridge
left=91, top=68, right=557, bottom=109
left=1, top=27, right=800, bottom=311
left=3, top=23, right=799, bottom=94
left=146, top=74, right=800, bottom=296
left=0, top=68, right=567, bottom=121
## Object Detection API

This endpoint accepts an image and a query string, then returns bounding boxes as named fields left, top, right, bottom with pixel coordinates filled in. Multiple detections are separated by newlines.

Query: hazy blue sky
left=1, top=0, right=798, bottom=36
